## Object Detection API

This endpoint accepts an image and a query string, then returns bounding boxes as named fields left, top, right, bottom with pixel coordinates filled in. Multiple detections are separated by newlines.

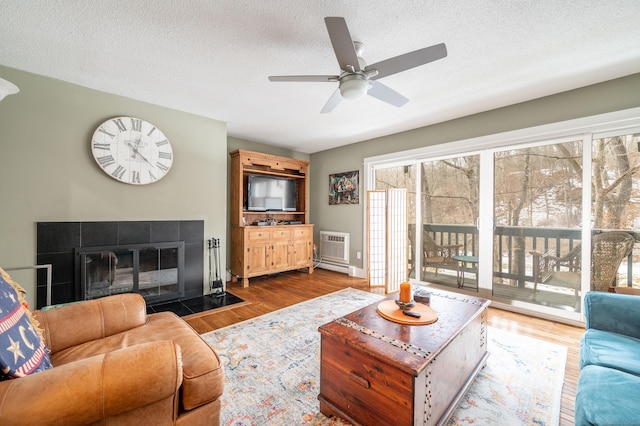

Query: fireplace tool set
left=208, top=238, right=225, bottom=295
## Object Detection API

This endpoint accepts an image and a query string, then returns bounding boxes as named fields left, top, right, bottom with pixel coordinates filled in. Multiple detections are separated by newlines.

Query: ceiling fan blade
left=367, top=80, right=409, bottom=107
left=325, top=17, right=361, bottom=72
left=366, top=43, right=447, bottom=80
left=269, top=75, right=338, bottom=82
left=320, top=88, right=343, bottom=114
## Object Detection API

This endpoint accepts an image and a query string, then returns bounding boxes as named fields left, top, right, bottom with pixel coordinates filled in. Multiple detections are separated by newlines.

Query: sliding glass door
left=590, top=131, right=640, bottom=290
left=492, top=139, right=583, bottom=312
left=373, top=156, right=480, bottom=289
left=420, top=155, right=480, bottom=290
left=366, top=109, right=640, bottom=323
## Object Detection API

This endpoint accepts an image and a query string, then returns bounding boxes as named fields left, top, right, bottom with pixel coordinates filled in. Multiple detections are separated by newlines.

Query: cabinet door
left=246, top=229, right=271, bottom=275
left=247, top=242, right=270, bottom=274
left=291, top=239, right=311, bottom=267
left=291, top=226, right=312, bottom=267
left=272, top=240, right=290, bottom=269
left=271, top=228, right=292, bottom=270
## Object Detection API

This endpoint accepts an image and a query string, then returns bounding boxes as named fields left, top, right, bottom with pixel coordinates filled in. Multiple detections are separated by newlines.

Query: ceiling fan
left=268, top=17, right=447, bottom=113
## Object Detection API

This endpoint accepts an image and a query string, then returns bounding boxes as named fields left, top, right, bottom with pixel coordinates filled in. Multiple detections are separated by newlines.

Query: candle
left=399, top=282, right=412, bottom=303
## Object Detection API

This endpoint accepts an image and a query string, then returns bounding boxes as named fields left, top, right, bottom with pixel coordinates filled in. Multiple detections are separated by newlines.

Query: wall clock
left=91, top=116, right=174, bottom=185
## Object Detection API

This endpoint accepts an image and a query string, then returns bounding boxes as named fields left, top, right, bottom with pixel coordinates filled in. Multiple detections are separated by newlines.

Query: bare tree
left=592, top=137, right=638, bottom=228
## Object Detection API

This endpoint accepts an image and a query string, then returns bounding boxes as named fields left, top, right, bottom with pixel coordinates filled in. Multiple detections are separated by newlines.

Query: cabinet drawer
left=320, top=336, right=413, bottom=426
left=271, top=229, right=292, bottom=239
left=293, top=227, right=311, bottom=238
left=247, top=229, right=270, bottom=241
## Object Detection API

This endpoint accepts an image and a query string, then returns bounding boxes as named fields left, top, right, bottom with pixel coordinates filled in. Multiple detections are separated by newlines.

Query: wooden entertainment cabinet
left=229, top=150, right=314, bottom=287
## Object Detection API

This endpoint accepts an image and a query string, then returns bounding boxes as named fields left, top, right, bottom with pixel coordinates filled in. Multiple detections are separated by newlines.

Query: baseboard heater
left=318, top=231, right=350, bottom=274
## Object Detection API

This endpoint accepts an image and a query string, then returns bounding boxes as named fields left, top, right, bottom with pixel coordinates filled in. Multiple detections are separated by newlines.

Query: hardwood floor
left=185, top=268, right=583, bottom=426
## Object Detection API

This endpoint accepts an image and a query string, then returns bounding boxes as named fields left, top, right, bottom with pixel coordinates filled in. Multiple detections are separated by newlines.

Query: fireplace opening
left=76, top=241, right=185, bottom=304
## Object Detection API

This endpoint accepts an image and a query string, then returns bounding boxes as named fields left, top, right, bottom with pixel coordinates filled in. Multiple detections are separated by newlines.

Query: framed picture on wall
left=329, top=170, right=359, bottom=205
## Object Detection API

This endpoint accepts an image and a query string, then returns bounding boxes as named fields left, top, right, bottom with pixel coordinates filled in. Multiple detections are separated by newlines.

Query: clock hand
left=126, top=138, right=143, bottom=159
left=127, top=141, right=154, bottom=166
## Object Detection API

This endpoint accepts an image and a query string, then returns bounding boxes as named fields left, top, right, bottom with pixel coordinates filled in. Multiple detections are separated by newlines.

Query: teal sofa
left=575, top=291, right=640, bottom=425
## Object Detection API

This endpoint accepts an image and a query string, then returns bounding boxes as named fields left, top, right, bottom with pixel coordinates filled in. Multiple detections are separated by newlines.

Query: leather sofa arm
left=584, top=291, right=640, bottom=340
left=0, top=340, right=183, bottom=426
left=34, top=293, right=148, bottom=353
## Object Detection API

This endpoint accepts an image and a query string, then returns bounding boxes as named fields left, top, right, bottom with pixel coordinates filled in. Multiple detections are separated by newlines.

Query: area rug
left=201, top=288, right=567, bottom=426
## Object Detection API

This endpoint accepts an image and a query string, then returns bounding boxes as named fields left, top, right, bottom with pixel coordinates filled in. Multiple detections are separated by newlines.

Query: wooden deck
left=421, top=269, right=581, bottom=311
left=185, top=268, right=582, bottom=426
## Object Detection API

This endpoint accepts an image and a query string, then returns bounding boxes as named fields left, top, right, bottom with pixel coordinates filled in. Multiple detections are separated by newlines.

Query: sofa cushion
left=580, top=328, right=640, bottom=376
left=584, top=291, right=640, bottom=340
left=575, top=364, right=640, bottom=426
left=0, top=271, right=52, bottom=378
left=49, top=311, right=223, bottom=411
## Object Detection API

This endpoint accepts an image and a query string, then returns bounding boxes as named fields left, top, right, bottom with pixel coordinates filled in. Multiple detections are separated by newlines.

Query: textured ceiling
left=2, top=1, right=640, bottom=153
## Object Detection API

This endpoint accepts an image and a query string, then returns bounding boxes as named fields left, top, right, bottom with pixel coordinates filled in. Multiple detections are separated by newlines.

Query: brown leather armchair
left=0, top=293, right=224, bottom=425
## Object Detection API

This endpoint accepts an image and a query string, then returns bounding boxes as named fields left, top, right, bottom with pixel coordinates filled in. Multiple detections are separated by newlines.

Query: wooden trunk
left=318, top=290, right=490, bottom=426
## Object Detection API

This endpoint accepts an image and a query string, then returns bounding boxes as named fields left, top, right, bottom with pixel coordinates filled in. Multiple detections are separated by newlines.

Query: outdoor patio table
left=453, top=255, right=479, bottom=288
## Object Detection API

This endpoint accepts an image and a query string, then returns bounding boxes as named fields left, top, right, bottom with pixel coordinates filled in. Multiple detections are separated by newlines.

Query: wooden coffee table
left=318, top=290, right=490, bottom=426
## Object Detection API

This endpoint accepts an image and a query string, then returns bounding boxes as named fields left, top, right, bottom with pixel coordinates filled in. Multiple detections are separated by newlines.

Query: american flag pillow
left=0, top=273, right=52, bottom=379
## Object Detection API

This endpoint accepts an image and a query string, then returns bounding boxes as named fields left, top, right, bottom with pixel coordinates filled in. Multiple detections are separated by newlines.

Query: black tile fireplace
left=76, top=241, right=185, bottom=304
left=36, top=221, right=204, bottom=309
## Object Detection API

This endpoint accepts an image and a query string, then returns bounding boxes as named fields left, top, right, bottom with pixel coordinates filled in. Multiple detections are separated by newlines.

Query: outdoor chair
left=530, top=231, right=635, bottom=303
left=609, top=286, right=640, bottom=295
left=407, top=225, right=463, bottom=277
left=422, top=230, right=463, bottom=275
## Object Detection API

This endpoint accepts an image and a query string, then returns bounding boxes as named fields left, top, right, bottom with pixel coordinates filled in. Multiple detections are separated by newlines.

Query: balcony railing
left=417, top=223, right=637, bottom=288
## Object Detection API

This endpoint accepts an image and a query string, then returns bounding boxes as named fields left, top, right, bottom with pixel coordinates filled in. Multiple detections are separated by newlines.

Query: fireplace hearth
left=36, top=220, right=204, bottom=309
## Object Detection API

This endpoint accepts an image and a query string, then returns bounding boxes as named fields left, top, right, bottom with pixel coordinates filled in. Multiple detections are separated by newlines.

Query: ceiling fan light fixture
left=267, top=17, right=447, bottom=113
left=339, top=74, right=369, bottom=101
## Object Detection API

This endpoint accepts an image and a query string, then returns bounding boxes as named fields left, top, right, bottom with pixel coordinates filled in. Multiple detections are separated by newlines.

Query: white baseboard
left=348, top=266, right=366, bottom=278
left=316, top=261, right=349, bottom=274
left=316, top=261, right=366, bottom=279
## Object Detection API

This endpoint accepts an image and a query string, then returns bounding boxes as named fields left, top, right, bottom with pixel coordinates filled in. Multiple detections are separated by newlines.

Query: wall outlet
left=356, top=251, right=361, bottom=260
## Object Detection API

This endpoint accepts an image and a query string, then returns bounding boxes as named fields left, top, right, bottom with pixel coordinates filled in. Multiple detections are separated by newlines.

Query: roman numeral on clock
left=113, top=118, right=127, bottom=132
left=130, top=118, right=142, bottom=132
left=158, top=151, right=172, bottom=160
left=97, top=127, right=115, bottom=138
left=157, top=162, right=169, bottom=172
left=97, top=155, right=116, bottom=167
left=131, top=171, right=141, bottom=184
left=112, top=165, right=126, bottom=180
left=93, top=142, right=111, bottom=150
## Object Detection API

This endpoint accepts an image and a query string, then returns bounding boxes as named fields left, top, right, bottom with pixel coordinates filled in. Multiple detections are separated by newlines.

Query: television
left=247, top=174, right=297, bottom=211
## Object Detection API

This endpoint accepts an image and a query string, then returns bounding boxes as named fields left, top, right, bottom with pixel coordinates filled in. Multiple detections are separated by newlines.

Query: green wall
left=0, top=66, right=227, bottom=308
left=310, top=73, right=640, bottom=271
